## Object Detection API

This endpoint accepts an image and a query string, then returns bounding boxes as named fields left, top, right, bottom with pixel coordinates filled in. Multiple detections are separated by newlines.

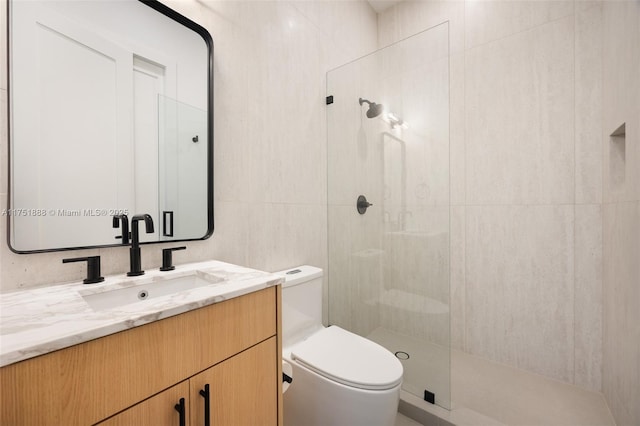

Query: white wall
left=0, top=1, right=377, bottom=291
left=379, top=0, right=607, bottom=393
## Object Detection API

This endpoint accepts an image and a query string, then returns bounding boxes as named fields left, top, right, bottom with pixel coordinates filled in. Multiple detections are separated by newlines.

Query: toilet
left=276, top=266, right=403, bottom=426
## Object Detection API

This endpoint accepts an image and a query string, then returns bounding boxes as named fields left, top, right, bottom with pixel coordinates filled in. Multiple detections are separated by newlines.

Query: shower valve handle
left=357, top=195, right=373, bottom=215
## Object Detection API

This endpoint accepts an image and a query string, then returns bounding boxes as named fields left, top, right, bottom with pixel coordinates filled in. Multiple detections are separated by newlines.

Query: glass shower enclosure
left=327, top=23, right=451, bottom=409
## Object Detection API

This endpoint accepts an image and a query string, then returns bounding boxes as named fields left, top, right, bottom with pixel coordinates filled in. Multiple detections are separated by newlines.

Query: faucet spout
left=127, top=214, right=155, bottom=276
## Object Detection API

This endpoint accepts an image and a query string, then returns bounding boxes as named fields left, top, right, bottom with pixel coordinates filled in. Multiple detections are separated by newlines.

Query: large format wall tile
left=450, top=53, right=465, bottom=206
left=465, top=0, right=574, bottom=50
left=601, top=3, right=640, bottom=422
left=465, top=17, right=574, bottom=205
left=466, top=205, right=575, bottom=382
left=382, top=0, right=464, bottom=54
left=0, top=90, right=6, bottom=196
left=450, top=205, right=466, bottom=351
left=574, top=204, right=602, bottom=391
left=603, top=201, right=640, bottom=426
left=0, top=0, right=5, bottom=91
left=575, top=5, right=603, bottom=204
left=602, top=0, right=640, bottom=204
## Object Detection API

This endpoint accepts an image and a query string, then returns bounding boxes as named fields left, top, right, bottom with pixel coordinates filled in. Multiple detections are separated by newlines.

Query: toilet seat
left=290, top=326, right=403, bottom=391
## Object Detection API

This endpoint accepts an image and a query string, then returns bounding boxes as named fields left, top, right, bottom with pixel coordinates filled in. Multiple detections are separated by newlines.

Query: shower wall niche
left=327, top=23, right=451, bottom=409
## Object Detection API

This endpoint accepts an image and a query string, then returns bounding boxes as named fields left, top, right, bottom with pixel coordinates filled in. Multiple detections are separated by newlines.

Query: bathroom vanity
left=0, top=261, right=284, bottom=426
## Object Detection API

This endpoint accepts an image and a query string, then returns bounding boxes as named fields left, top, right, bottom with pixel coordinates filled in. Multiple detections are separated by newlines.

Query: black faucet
left=127, top=214, right=155, bottom=276
left=112, top=214, right=129, bottom=244
left=62, top=256, right=104, bottom=284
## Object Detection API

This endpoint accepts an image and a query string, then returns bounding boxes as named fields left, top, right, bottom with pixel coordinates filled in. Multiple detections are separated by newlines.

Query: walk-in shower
left=327, top=22, right=451, bottom=409
left=327, top=13, right=621, bottom=424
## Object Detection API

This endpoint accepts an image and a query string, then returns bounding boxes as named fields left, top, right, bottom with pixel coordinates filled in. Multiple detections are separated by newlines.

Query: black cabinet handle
left=199, top=384, right=210, bottom=426
left=174, top=397, right=186, bottom=426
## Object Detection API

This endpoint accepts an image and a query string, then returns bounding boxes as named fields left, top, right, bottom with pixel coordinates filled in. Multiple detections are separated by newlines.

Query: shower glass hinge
left=424, top=389, right=435, bottom=404
left=326, top=95, right=334, bottom=105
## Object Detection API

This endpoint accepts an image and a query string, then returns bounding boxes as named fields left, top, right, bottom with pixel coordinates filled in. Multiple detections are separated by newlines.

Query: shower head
left=359, top=98, right=384, bottom=118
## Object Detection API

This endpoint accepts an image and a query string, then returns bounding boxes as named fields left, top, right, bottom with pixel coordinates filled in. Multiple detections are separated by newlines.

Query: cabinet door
left=98, top=380, right=189, bottom=426
left=191, top=337, right=278, bottom=426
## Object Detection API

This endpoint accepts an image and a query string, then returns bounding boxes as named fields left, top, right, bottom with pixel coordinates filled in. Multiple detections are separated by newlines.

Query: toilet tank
left=274, top=265, right=323, bottom=347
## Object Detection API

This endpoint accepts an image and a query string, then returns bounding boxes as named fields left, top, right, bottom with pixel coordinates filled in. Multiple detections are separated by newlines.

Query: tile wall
left=0, top=0, right=377, bottom=307
left=601, top=1, right=640, bottom=424
left=379, top=0, right=606, bottom=392
left=380, top=3, right=639, bottom=423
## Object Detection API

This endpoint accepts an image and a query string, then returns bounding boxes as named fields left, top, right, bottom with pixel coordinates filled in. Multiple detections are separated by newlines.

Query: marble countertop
left=0, top=260, right=283, bottom=368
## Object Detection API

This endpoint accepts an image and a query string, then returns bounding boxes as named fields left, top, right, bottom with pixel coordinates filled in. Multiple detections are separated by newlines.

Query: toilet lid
left=290, top=326, right=403, bottom=391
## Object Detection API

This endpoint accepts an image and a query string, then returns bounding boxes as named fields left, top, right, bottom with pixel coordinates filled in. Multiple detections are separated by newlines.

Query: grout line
left=464, top=10, right=575, bottom=53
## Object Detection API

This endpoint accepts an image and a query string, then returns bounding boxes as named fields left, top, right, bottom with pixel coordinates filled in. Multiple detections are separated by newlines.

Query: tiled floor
left=452, top=350, right=615, bottom=426
left=395, top=412, right=423, bottom=426
left=371, top=327, right=615, bottom=426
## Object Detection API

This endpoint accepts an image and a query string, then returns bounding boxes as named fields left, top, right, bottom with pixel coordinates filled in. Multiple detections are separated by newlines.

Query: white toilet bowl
left=276, top=266, right=403, bottom=426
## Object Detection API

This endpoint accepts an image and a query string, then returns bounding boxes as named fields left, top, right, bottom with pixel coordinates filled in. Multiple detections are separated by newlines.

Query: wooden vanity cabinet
left=190, top=337, right=277, bottom=426
left=98, top=381, right=191, bottom=426
left=0, top=286, right=283, bottom=426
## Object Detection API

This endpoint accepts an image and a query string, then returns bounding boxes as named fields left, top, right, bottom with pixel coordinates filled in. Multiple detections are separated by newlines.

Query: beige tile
left=602, top=201, right=640, bottom=425
left=389, top=0, right=464, bottom=54
left=265, top=17, right=327, bottom=205
left=465, top=17, right=574, bottom=205
left=377, top=4, right=399, bottom=49
left=327, top=56, right=385, bottom=207
left=465, top=205, right=575, bottom=382
left=249, top=201, right=327, bottom=275
left=450, top=206, right=465, bottom=351
left=601, top=4, right=640, bottom=420
left=381, top=225, right=449, bottom=344
left=574, top=204, right=603, bottom=391
left=197, top=200, right=250, bottom=267
left=576, top=1, right=602, bottom=13
left=449, top=53, right=465, bottom=206
left=395, top=412, right=422, bottom=426
left=602, top=0, right=640, bottom=204
left=465, top=0, right=574, bottom=50
left=0, top=0, right=5, bottom=91
left=575, top=5, right=603, bottom=204
left=1, top=89, right=6, bottom=196
left=327, top=204, right=378, bottom=329
left=212, top=31, right=261, bottom=204
left=452, top=349, right=615, bottom=426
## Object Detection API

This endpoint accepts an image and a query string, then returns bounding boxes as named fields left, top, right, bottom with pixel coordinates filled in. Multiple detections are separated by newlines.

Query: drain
left=394, top=351, right=410, bottom=360
left=138, top=290, right=149, bottom=300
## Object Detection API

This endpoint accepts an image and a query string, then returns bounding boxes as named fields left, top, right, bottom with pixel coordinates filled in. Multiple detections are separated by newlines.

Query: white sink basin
left=81, top=273, right=223, bottom=311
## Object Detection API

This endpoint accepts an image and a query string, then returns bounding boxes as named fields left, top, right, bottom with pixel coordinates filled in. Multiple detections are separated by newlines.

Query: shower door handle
left=357, top=195, right=373, bottom=214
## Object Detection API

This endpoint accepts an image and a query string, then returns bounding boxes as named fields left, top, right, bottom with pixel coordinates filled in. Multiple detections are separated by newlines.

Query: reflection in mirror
left=8, top=0, right=213, bottom=252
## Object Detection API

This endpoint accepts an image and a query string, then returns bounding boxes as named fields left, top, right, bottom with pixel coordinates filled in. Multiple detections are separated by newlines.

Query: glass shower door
left=327, top=23, right=451, bottom=409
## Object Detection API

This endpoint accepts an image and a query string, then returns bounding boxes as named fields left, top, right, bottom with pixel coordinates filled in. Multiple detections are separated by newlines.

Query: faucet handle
left=160, top=246, right=187, bottom=271
left=112, top=214, right=130, bottom=244
left=63, top=256, right=104, bottom=284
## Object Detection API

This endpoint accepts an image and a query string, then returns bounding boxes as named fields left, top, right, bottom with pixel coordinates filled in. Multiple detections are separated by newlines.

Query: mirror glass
left=8, top=0, right=213, bottom=253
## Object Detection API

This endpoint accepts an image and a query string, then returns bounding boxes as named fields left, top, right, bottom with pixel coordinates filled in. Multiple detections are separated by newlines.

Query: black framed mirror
left=7, top=0, right=214, bottom=253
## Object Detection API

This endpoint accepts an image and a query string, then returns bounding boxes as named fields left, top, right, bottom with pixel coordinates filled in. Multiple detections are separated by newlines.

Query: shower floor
left=367, top=327, right=615, bottom=426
